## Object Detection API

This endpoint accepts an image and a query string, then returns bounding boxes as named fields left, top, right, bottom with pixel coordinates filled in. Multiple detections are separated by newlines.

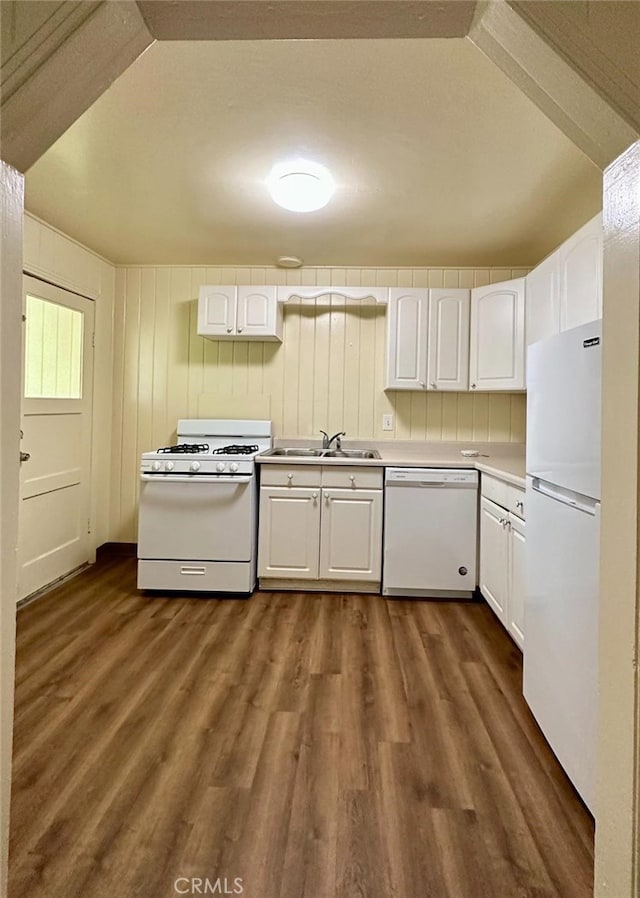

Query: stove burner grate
left=158, top=443, right=210, bottom=454
left=212, top=444, right=259, bottom=456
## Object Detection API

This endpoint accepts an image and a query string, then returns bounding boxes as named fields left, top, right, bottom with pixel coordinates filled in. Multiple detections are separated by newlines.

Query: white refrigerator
left=525, top=319, right=601, bottom=813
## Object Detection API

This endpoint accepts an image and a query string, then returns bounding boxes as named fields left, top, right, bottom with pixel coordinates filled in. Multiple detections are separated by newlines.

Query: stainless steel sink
left=260, top=447, right=380, bottom=459
left=263, top=448, right=324, bottom=457
left=321, top=449, right=381, bottom=459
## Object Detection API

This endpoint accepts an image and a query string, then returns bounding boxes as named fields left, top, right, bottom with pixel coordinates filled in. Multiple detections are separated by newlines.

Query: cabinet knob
left=226, top=326, right=233, bottom=333
left=430, top=382, right=437, bottom=389
left=325, top=493, right=331, bottom=502
left=516, top=500, right=523, bottom=509
left=471, top=383, right=476, bottom=389
left=420, top=381, right=426, bottom=389
left=287, top=473, right=293, bottom=482
left=238, top=326, right=243, bottom=333
left=312, top=492, right=318, bottom=499
left=349, top=474, right=355, bottom=481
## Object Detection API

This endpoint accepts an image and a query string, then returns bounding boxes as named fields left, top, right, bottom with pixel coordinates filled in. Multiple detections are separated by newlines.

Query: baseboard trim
left=259, top=577, right=380, bottom=594
left=96, top=542, right=137, bottom=558
left=17, top=562, right=90, bottom=609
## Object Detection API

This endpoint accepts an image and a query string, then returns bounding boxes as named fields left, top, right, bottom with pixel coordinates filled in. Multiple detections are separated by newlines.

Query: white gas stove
left=140, top=419, right=272, bottom=478
left=137, top=419, right=272, bottom=594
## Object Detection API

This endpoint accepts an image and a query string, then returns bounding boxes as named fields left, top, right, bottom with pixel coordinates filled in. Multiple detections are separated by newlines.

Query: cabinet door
left=198, top=285, right=237, bottom=336
left=559, top=213, right=603, bottom=332
left=507, top=513, right=525, bottom=650
left=258, top=487, right=320, bottom=579
left=237, top=286, right=283, bottom=341
left=526, top=253, right=560, bottom=346
left=319, top=489, right=382, bottom=581
left=427, top=288, right=470, bottom=391
left=469, top=278, right=525, bottom=391
left=385, top=288, right=428, bottom=390
left=479, top=497, right=508, bottom=624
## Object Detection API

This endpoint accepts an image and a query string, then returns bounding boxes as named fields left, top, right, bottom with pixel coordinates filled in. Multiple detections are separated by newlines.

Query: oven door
left=137, top=474, right=255, bottom=562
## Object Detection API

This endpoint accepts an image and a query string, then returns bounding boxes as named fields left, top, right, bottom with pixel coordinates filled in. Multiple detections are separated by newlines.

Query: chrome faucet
left=320, top=430, right=346, bottom=450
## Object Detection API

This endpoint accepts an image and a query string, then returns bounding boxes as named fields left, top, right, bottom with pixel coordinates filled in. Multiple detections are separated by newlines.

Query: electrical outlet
left=382, top=414, right=394, bottom=431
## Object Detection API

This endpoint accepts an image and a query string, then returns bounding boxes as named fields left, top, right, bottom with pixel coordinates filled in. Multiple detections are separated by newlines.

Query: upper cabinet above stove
left=198, top=285, right=283, bottom=342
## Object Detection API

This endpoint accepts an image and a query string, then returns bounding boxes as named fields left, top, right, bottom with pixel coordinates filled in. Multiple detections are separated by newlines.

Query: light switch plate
left=382, top=414, right=394, bottom=431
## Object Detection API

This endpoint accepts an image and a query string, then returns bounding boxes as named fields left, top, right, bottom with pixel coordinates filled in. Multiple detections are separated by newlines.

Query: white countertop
left=256, top=440, right=526, bottom=488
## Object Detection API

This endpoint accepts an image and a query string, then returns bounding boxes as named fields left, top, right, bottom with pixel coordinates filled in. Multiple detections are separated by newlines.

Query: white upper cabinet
left=198, top=285, right=283, bottom=341
left=559, top=213, right=603, bottom=331
left=469, top=278, right=526, bottom=391
left=198, top=285, right=237, bottom=336
left=237, top=286, right=283, bottom=339
left=427, top=288, right=470, bottom=391
left=526, top=253, right=560, bottom=346
left=385, top=288, right=429, bottom=390
left=525, top=212, right=603, bottom=349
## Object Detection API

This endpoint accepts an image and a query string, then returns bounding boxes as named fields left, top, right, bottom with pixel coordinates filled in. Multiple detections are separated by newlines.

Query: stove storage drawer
left=137, top=560, right=254, bottom=592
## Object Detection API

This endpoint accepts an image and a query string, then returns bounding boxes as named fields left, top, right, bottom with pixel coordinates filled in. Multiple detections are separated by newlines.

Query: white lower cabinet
left=479, top=477, right=526, bottom=650
left=319, top=489, right=382, bottom=580
left=258, top=486, right=320, bottom=578
left=258, top=466, right=383, bottom=586
left=479, top=497, right=509, bottom=622
left=507, top=512, right=525, bottom=649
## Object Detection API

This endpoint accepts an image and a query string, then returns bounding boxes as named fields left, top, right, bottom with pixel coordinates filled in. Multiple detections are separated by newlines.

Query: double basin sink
left=261, top=447, right=380, bottom=459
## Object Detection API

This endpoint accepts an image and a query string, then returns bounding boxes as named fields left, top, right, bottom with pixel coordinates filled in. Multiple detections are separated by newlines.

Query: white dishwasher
left=382, top=468, right=478, bottom=598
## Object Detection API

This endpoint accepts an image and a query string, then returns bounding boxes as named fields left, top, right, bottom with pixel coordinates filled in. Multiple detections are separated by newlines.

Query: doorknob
left=20, top=451, right=31, bottom=462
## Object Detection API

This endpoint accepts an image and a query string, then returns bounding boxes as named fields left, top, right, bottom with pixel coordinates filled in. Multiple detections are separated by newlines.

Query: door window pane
left=24, top=295, right=84, bottom=399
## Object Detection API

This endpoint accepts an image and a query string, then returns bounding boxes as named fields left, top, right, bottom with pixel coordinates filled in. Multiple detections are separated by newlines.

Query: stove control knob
left=191, top=461, right=201, bottom=472
left=165, top=461, right=174, bottom=471
left=152, top=461, right=161, bottom=472
left=230, top=463, right=239, bottom=473
left=216, top=462, right=225, bottom=472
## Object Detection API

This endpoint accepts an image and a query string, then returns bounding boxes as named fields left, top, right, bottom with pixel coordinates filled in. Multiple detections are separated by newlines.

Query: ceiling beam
left=136, top=0, right=477, bottom=41
left=469, top=0, right=638, bottom=170
left=0, top=1, right=154, bottom=173
left=508, top=0, right=640, bottom=136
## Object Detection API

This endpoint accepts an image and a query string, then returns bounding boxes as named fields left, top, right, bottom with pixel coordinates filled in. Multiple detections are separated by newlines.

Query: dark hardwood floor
left=9, top=556, right=594, bottom=898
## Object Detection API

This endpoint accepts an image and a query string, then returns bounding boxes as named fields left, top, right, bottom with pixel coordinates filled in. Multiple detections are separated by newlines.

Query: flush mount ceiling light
left=267, top=160, right=335, bottom=213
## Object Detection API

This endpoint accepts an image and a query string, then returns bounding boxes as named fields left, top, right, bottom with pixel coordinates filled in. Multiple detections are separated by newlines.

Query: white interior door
left=18, top=276, right=94, bottom=601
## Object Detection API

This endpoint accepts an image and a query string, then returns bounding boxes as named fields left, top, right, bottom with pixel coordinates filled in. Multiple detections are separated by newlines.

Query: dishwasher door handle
left=386, top=480, right=476, bottom=489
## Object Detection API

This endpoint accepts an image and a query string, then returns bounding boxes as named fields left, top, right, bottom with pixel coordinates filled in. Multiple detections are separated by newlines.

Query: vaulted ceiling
left=24, top=36, right=601, bottom=267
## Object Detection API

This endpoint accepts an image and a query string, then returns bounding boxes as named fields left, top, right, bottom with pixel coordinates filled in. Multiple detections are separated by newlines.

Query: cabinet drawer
left=506, top=484, right=525, bottom=520
left=481, top=474, right=509, bottom=508
left=260, top=465, right=321, bottom=487
left=481, top=474, right=525, bottom=519
left=321, top=466, right=383, bottom=489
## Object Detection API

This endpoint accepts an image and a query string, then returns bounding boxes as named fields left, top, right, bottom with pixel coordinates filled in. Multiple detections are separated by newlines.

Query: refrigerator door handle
left=531, top=477, right=599, bottom=516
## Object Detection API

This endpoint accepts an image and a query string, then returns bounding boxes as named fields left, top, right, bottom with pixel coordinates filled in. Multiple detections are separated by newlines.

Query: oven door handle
left=140, top=473, right=253, bottom=484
